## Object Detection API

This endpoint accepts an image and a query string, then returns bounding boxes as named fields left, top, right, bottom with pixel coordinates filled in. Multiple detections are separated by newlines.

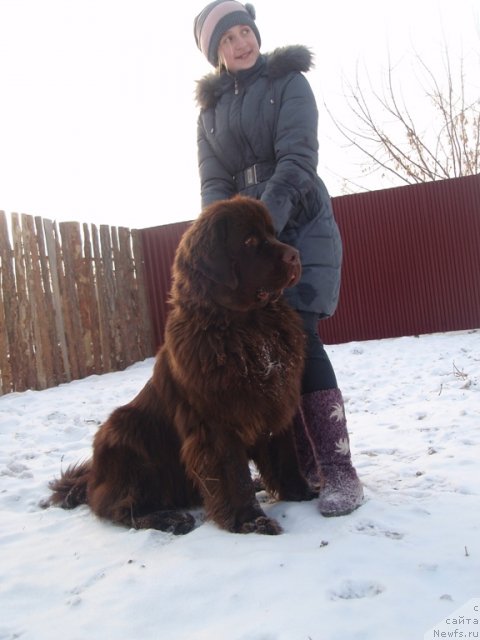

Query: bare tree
left=326, top=46, right=480, bottom=190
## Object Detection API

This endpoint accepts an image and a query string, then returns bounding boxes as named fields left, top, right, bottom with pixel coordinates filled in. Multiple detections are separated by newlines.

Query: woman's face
left=217, top=24, right=260, bottom=72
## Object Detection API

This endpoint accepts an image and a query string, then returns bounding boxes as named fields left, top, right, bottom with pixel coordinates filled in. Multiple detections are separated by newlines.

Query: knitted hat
left=194, top=1, right=261, bottom=67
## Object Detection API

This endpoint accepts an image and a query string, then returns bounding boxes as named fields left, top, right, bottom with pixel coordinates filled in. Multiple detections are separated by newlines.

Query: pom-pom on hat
left=194, top=1, right=261, bottom=67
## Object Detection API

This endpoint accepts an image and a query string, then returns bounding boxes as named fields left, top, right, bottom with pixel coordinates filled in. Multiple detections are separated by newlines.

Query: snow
left=0, top=330, right=479, bottom=640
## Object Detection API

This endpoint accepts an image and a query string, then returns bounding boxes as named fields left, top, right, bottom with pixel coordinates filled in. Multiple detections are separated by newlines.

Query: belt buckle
left=245, top=164, right=257, bottom=187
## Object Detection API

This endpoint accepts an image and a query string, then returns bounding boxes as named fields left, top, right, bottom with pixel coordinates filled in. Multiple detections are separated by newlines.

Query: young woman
left=193, top=0, right=363, bottom=516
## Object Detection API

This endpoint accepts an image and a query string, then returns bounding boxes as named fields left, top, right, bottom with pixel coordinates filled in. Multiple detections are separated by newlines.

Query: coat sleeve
left=197, top=116, right=236, bottom=209
left=260, top=73, right=320, bottom=235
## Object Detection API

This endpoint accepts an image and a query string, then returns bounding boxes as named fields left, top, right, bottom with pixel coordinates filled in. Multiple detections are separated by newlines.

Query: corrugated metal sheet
left=139, top=220, right=192, bottom=349
left=140, top=175, right=480, bottom=348
left=320, top=174, right=480, bottom=344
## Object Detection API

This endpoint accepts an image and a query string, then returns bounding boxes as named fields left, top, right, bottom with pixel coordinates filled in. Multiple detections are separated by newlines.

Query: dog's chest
left=234, top=337, right=288, bottom=382
left=224, top=324, right=302, bottom=390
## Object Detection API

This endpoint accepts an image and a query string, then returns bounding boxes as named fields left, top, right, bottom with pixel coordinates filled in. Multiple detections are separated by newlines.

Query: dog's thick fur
left=47, top=196, right=313, bottom=535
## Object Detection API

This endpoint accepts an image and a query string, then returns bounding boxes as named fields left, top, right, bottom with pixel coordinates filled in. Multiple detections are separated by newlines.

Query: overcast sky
left=0, top=0, right=478, bottom=229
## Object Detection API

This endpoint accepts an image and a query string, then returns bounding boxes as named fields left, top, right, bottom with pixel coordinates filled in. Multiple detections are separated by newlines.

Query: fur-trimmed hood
left=195, top=45, right=314, bottom=110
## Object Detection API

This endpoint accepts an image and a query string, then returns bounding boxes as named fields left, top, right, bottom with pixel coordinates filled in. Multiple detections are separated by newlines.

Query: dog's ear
left=195, top=215, right=238, bottom=289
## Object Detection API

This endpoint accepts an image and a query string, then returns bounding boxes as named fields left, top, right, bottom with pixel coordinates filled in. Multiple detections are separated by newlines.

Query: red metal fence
left=140, top=175, right=480, bottom=348
left=140, top=220, right=191, bottom=349
left=321, top=174, right=480, bottom=343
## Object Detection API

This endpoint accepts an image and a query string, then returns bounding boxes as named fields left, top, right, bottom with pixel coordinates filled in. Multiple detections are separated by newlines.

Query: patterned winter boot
left=295, top=388, right=364, bottom=517
left=293, top=407, right=322, bottom=489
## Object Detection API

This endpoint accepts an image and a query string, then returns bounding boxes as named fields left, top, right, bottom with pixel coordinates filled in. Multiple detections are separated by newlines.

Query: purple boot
left=295, top=388, right=364, bottom=517
left=293, top=407, right=322, bottom=489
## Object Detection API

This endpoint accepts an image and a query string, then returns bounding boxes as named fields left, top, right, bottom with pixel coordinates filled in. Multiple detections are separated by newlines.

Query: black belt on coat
left=234, top=162, right=275, bottom=191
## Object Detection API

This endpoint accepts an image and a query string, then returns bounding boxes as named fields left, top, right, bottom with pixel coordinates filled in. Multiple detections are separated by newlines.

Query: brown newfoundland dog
left=47, top=196, right=314, bottom=535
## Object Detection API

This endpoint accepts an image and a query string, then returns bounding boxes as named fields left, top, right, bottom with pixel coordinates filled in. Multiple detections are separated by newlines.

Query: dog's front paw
left=239, top=516, right=282, bottom=535
left=134, top=510, right=196, bottom=534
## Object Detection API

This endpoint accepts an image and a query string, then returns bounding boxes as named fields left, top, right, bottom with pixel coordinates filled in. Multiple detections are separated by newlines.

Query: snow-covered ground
left=1, top=330, right=479, bottom=640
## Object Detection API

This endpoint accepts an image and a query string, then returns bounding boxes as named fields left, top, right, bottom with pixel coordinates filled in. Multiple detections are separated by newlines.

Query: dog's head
left=173, top=196, right=301, bottom=312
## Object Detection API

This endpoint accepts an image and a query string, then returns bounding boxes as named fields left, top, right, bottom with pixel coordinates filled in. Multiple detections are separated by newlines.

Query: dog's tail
left=44, top=460, right=92, bottom=509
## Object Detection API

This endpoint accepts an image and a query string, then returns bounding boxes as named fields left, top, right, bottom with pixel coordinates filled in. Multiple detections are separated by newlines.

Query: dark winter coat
left=195, top=45, right=342, bottom=317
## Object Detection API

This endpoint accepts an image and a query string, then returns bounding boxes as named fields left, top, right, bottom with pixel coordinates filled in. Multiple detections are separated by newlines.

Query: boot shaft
left=301, top=388, right=352, bottom=466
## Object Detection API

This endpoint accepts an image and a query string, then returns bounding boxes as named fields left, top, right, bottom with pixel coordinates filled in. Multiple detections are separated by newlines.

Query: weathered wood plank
left=119, top=227, right=142, bottom=364
left=35, top=216, right=64, bottom=385
left=59, top=222, right=84, bottom=380
left=1, top=213, right=22, bottom=391
left=23, top=214, right=58, bottom=389
left=11, top=213, right=36, bottom=391
left=0, top=212, right=12, bottom=394
left=91, top=224, right=111, bottom=372
left=82, top=224, right=102, bottom=373
left=131, top=229, right=155, bottom=359
left=21, top=214, right=46, bottom=389
left=111, top=226, right=128, bottom=369
left=100, top=225, right=120, bottom=370
left=70, top=223, right=93, bottom=376
left=43, top=219, right=71, bottom=382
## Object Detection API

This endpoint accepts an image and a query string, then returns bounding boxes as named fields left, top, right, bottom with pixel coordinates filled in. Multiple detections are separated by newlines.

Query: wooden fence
left=0, top=211, right=155, bottom=395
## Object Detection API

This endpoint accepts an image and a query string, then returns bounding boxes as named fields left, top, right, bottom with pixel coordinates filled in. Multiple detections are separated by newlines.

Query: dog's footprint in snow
left=0, top=461, right=33, bottom=479
left=65, top=595, right=82, bottom=607
left=45, top=411, right=69, bottom=422
left=68, top=570, right=106, bottom=598
left=328, top=579, right=385, bottom=601
left=354, top=520, right=404, bottom=540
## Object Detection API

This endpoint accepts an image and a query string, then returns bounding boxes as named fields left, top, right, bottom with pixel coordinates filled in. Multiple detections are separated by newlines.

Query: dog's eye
left=244, top=236, right=259, bottom=248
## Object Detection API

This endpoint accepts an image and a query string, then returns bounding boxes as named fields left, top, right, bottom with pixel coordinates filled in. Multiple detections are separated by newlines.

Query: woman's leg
left=294, top=311, right=364, bottom=516
left=300, top=311, right=338, bottom=393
